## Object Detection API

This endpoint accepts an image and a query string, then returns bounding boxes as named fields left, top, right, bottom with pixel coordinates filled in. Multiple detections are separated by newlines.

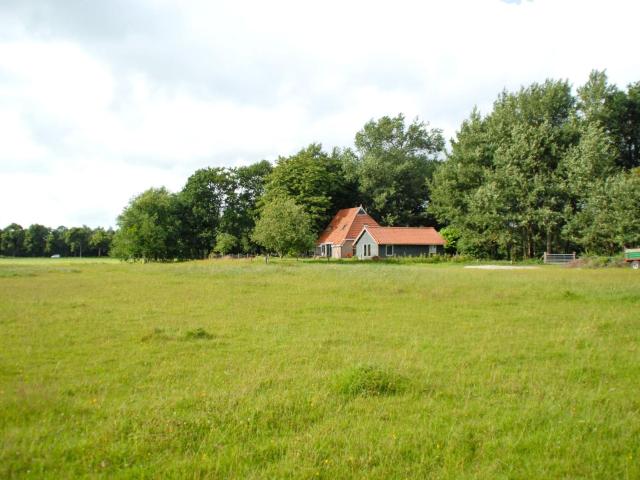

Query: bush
left=567, top=254, right=626, bottom=269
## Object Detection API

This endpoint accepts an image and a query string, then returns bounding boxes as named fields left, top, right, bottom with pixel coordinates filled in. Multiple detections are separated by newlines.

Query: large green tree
left=89, top=227, right=114, bottom=257
left=65, top=226, right=92, bottom=257
left=1, top=224, right=25, bottom=257
left=111, top=188, right=181, bottom=261
left=262, top=144, right=357, bottom=233
left=219, top=160, right=273, bottom=253
left=252, top=196, right=315, bottom=257
left=45, top=226, right=70, bottom=257
left=345, top=114, right=444, bottom=226
left=179, top=168, right=235, bottom=259
left=564, top=170, right=640, bottom=254
left=24, top=224, right=50, bottom=257
left=578, top=70, right=640, bottom=170
left=431, top=80, right=582, bottom=258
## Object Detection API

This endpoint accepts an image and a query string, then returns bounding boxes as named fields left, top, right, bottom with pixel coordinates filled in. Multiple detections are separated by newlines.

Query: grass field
left=1, top=258, right=639, bottom=478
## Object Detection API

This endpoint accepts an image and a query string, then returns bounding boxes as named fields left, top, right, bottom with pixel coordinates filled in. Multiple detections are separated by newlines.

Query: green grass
left=0, top=258, right=639, bottom=478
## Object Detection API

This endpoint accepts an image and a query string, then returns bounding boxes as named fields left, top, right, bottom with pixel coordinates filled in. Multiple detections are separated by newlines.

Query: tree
left=46, top=226, right=70, bottom=257
left=219, top=160, right=273, bottom=253
left=213, top=232, right=238, bottom=255
left=65, top=226, right=92, bottom=257
left=252, top=197, right=315, bottom=257
left=564, top=171, right=640, bottom=254
left=111, top=188, right=180, bottom=261
left=179, top=168, right=235, bottom=258
left=89, top=228, right=113, bottom=257
left=578, top=70, right=640, bottom=170
left=1, top=224, right=25, bottom=257
left=430, top=80, right=579, bottom=259
left=440, top=226, right=461, bottom=255
left=346, top=114, right=445, bottom=226
left=24, top=224, right=50, bottom=257
left=262, top=144, right=358, bottom=233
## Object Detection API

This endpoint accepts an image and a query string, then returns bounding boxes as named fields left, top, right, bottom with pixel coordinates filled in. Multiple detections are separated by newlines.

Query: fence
left=543, top=252, right=576, bottom=264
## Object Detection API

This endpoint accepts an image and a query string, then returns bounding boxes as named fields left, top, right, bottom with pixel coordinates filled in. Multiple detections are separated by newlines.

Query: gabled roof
left=356, top=226, right=445, bottom=245
left=316, top=207, right=380, bottom=246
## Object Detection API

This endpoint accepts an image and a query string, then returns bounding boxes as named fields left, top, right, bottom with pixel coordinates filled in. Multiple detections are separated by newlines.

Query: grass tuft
left=184, top=327, right=214, bottom=340
left=141, top=327, right=171, bottom=342
left=336, top=364, right=407, bottom=397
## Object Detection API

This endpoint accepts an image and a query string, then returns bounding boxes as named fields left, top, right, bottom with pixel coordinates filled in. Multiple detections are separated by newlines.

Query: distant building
left=316, top=207, right=445, bottom=259
left=315, top=207, right=379, bottom=258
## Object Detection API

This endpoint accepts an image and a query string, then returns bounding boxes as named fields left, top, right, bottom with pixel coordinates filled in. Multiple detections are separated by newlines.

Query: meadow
left=0, top=258, right=639, bottom=479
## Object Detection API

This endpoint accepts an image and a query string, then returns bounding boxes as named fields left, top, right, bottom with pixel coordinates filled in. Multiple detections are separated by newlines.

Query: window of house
left=386, top=245, right=393, bottom=256
left=321, top=245, right=326, bottom=256
left=429, top=245, right=437, bottom=255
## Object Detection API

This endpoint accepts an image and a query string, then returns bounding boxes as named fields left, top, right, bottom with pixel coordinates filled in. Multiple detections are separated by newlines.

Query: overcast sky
left=1, top=0, right=638, bottom=228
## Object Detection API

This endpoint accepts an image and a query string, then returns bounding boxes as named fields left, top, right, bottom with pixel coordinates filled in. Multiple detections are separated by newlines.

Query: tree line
left=0, top=224, right=114, bottom=257
left=3, top=70, right=639, bottom=260
left=109, top=114, right=446, bottom=260
left=431, top=71, right=640, bottom=258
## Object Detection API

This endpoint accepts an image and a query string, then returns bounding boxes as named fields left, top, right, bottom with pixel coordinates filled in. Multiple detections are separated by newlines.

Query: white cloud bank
left=0, top=0, right=638, bottom=227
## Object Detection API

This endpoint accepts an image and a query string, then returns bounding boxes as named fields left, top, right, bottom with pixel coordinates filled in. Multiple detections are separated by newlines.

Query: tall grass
left=0, top=258, right=638, bottom=478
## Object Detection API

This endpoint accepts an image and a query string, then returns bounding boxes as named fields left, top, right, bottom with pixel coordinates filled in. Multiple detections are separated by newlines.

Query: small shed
left=354, top=226, right=445, bottom=259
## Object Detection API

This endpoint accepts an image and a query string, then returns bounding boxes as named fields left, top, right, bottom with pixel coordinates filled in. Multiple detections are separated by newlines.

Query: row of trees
left=0, top=224, right=114, bottom=257
left=5, top=70, right=637, bottom=260
left=431, top=71, right=640, bottom=258
left=112, top=115, right=446, bottom=259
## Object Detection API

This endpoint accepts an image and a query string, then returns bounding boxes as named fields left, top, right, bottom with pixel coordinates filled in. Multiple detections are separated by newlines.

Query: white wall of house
left=354, top=230, right=378, bottom=259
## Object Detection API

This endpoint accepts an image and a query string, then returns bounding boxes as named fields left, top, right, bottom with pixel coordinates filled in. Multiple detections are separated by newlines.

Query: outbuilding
left=354, top=225, right=445, bottom=259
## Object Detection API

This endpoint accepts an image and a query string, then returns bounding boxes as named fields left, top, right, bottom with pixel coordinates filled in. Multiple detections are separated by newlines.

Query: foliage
left=24, top=224, right=50, bottom=257
left=346, top=114, right=445, bottom=226
left=65, top=226, right=92, bottom=257
left=7, top=71, right=640, bottom=261
left=178, top=167, right=235, bottom=258
left=564, top=171, right=640, bottom=254
left=262, top=144, right=357, bottom=233
left=0, top=224, right=25, bottom=257
left=429, top=77, right=636, bottom=259
left=213, top=232, right=238, bottom=255
left=252, top=196, right=315, bottom=257
left=440, top=225, right=462, bottom=254
left=111, top=187, right=181, bottom=261
left=178, top=162, right=273, bottom=257
left=89, top=228, right=114, bottom=257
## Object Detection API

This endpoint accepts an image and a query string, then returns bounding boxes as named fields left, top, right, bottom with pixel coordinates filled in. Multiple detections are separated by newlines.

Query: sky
left=1, top=0, right=639, bottom=229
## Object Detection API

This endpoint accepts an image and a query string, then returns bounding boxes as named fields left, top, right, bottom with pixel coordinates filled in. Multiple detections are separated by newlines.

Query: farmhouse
left=354, top=225, right=445, bottom=259
left=315, top=207, right=380, bottom=258
left=316, top=207, right=446, bottom=259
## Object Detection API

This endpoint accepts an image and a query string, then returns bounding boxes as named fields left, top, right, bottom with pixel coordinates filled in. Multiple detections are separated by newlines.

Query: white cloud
left=0, top=0, right=639, bottom=227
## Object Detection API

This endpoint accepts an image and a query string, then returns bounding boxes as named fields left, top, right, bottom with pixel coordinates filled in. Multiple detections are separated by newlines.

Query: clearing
left=0, top=258, right=638, bottom=478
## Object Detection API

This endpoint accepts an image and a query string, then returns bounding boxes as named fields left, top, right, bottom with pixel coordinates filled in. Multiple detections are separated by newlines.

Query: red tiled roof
left=316, top=207, right=380, bottom=245
left=364, top=226, right=445, bottom=245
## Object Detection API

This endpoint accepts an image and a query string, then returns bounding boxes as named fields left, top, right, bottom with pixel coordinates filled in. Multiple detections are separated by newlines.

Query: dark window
left=386, top=245, right=393, bottom=256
